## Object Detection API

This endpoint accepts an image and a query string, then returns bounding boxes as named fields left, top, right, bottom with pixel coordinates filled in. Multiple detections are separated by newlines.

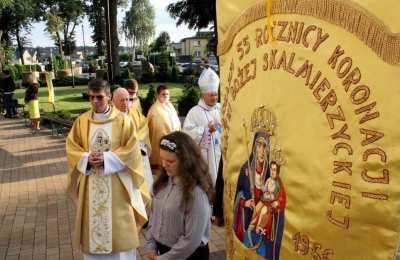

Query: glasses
left=89, top=94, right=106, bottom=100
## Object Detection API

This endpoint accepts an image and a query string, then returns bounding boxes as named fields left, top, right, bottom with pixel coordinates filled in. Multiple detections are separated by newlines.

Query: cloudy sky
left=28, top=0, right=197, bottom=47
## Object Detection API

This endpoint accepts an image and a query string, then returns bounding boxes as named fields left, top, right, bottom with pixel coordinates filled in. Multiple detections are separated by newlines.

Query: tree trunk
left=109, top=0, right=120, bottom=80
left=96, top=0, right=106, bottom=56
left=104, top=0, right=113, bottom=81
left=132, top=36, right=136, bottom=61
left=0, top=30, right=3, bottom=71
left=16, top=28, right=25, bottom=65
left=56, top=32, right=64, bottom=57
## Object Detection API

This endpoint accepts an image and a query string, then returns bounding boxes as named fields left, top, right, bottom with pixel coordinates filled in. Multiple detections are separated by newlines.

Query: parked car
left=119, top=61, right=129, bottom=68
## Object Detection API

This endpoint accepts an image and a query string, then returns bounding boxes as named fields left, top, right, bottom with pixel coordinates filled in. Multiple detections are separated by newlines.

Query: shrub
left=120, top=68, right=134, bottom=80
left=4, top=64, right=42, bottom=80
left=82, top=92, right=89, bottom=100
left=155, top=54, right=172, bottom=82
left=52, top=76, right=90, bottom=87
left=110, top=84, right=120, bottom=94
left=54, top=56, right=71, bottom=70
left=4, top=64, right=17, bottom=81
left=171, top=66, right=179, bottom=82
left=177, top=86, right=200, bottom=116
left=141, top=84, right=156, bottom=116
left=119, top=53, right=133, bottom=62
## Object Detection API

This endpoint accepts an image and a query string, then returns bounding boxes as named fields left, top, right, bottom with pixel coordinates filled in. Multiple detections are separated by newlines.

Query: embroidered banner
left=217, top=0, right=400, bottom=259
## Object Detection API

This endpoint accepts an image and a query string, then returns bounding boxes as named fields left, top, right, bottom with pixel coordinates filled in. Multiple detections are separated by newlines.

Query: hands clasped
left=88, top=151, right=104, bottom=168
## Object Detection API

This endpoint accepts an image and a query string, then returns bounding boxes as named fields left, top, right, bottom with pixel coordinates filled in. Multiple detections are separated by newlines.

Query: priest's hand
left=88, top=152, right=104, bottom=167
left=145, top=251, right=157, bottom=260
left=208, top=121, right=216, bottom=133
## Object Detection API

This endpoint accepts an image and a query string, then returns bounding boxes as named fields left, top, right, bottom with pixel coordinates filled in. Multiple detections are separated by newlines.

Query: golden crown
left=250, top=105, right=276, bottom=134
left=270, top=146, right=285, bottom=166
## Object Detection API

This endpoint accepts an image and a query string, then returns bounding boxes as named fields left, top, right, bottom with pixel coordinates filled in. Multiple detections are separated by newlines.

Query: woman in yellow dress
left=24, top=82, right=40, bottom=132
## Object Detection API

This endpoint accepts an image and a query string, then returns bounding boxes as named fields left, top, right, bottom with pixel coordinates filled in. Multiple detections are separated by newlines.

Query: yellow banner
left=217, top=0, right=400, bottom=259
left=45, top=72, right=55, bottom=104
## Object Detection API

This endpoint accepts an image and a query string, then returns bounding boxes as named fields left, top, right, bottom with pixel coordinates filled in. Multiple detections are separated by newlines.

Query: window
left=194, top=51, right=201, bottom=57
left=193, top=40, right=201, bottom=47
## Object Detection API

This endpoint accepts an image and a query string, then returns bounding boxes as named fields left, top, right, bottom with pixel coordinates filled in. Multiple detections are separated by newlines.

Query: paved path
left=0, top=117, right=226, bottom=260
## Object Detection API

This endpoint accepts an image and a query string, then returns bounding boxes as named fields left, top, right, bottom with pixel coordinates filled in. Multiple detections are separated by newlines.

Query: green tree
left=43, top=0, right=84, bottom=56
left=84, top=0, right=106, bottom=56
left=122, top=0, right=155, bottom=60
left=0, top=0, right=12, bottom=9
left=45, top=13, right=65, bottom=56
left=0, top=0, right=37, bottom=65
left=152, top=31, right=170, bottom=53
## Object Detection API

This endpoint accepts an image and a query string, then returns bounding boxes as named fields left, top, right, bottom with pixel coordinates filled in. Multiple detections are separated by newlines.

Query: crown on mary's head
left=250, top=105, right=276, bottom=135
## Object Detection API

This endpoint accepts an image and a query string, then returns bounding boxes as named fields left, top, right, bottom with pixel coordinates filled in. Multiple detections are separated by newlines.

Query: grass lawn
left=14, top=82, right=185, bottom=119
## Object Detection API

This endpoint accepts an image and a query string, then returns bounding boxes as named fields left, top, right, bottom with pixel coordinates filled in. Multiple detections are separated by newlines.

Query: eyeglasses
left=89, top=95, right=106, bottom=100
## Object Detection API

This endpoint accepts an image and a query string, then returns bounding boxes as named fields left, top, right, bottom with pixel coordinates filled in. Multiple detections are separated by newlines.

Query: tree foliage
left=167, top=0, right=218, bottom=57
left=122, top=0, right=155, bottom=57
left=152, top=31, right=171, bottom=53
left=167, top=0, right=215, bottom=30
left=0, top=0, right=12, bottom=9
left=43, top=0, right=84, bottom=56
left=0, top=0, right=37, bottom=65
left=84, top=0, right=106, bottom=56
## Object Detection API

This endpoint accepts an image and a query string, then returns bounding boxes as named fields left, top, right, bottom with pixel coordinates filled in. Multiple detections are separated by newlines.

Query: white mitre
left=198, top=68, right=220, bottom=93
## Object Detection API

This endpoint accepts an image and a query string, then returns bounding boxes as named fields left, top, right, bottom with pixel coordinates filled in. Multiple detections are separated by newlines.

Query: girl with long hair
left=145, top=131, right=214, bottom=260
left=24, top=81, right=40, bottom=133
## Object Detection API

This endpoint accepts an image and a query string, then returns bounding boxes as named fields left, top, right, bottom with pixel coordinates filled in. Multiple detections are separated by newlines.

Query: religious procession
left=1, top=0, right=400, bottom=260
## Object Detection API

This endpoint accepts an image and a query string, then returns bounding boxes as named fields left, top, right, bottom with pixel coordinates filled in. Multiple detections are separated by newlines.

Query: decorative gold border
left=217, top=0, right=400, bottom=65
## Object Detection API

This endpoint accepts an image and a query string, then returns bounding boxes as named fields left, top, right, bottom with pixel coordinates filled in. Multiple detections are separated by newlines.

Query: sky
left=28, top=0, right=198, bottom=48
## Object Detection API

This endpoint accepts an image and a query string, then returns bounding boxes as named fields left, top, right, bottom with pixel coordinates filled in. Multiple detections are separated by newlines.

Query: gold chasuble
left=131, top=99, right=143, bottom=114
left=217, top=0, right=400, bottom=259
left=66, top=108, right=151, bottom=254
left=147, top=101, right=181, bottom=167
left=128, top=105, right=151, bottom=155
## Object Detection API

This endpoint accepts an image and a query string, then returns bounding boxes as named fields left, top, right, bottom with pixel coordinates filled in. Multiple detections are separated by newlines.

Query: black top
left=0, top=76, right=16, bottom=93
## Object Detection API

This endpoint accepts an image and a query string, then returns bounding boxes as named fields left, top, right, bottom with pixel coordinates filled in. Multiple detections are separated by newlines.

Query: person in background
left=145, top=131, right=214, bottom=260
left=147, top=85, right=181, bottom=175
left=1, top=70, right=17, bottom=118
left=112, top=87, right=153, bottom=192
left=24, top=80, right=40, bottom=133
left=125, top=79, right=142, bottom=112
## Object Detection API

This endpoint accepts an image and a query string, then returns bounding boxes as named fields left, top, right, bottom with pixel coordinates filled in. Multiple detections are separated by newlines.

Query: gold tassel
left=267, top=0, right=274, bottom=42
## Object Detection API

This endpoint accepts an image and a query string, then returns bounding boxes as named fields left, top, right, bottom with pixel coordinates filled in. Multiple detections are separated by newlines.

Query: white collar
left=93, top=106, right=111, bottom=120
left=198, top=99, right=218, bottom=111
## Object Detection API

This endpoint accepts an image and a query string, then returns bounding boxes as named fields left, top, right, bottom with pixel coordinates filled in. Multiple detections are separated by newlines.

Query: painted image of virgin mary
left=233, top=130, right=286, bottom=259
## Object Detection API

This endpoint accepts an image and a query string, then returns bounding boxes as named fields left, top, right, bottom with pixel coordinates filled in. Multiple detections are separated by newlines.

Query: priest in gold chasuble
left=112, top=87, right=154, bottom=192
left=66, top=79, right=151, bottom=260
left=147, top=85, right=181, bottom=172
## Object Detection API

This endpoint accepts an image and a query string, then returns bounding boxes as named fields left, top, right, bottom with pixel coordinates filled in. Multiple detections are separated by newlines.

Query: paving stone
left=0, top=117, right=228, bottom=260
